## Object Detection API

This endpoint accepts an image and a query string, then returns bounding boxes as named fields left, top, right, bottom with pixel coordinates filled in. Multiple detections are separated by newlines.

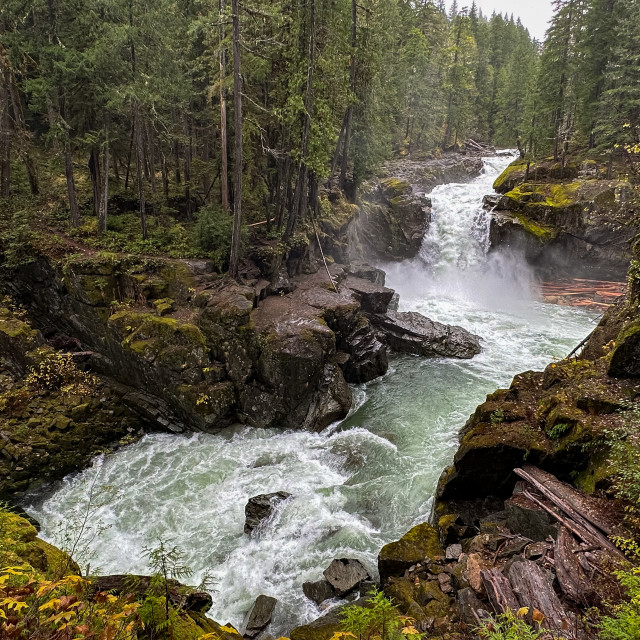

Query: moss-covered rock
left=378, top=522, right=444, bottom=582
left=609, top=322, right=640, bottom=378
left=0, top=307, right=45, bottom=375
left=437, top=299, right=640, bottom=510
left=493, top=159, right=529, bottom=193
left=489, top=174, right=636, bottom=279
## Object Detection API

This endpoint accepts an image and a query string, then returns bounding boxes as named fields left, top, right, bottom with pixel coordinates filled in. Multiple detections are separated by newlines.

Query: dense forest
left=0, top=0, right=638, bottom=270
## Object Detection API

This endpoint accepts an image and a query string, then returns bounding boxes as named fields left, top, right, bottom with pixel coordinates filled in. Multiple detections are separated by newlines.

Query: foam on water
left=26, top=153, right=598, bottom=635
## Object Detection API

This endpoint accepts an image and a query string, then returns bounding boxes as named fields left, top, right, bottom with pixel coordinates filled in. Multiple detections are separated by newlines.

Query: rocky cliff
left=487, top=157, right=639, bottom=279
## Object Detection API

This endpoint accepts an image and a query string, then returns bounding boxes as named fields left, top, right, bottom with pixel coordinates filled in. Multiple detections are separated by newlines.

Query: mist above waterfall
left=385, top=153, right=536, bottom=313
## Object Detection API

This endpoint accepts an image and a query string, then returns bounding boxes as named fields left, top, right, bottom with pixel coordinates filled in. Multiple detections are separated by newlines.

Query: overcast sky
left=448, top=0, right=554, bottom=41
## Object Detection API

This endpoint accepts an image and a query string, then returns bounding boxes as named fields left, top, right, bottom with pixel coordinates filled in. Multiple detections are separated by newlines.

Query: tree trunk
left=330, top=114, right=347, bottom=181
left=228, top=0, right=243, bottom=279
left=161, top=152, right=169, bottom=200
left=161, top=153, right=169, bottom=199
left=146, top=120, right=157, bottom=195
left=47, top=97, right=80, bottom=228
left=98, top=117, right=109, bottom=233
left=182, top=115, right=192, bottom=218
left=0, top=77, right=11, bottom=198
left=89, top=146, right=102, bottom=217
left=339, top=0, right=357, bottom=190
left=134, top=103, right=148, bottom=240
left=284, top=0, right=316, bottom=241
left=5, top=66, right=39, bottom=195
left=64, top=141, right=81, bottom=228
left=219, top=0, right=230, bottom=212
left=125, top=122, right=134, bottom=191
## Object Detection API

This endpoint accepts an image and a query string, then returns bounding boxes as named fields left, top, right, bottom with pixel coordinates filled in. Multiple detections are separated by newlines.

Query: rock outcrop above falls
left=487, top=157, right=638, bottom=279
left=346, top=154, right=485, bottom=263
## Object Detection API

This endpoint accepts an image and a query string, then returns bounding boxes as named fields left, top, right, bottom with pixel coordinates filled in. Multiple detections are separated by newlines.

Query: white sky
left=449, top=0, right=554, bottom=41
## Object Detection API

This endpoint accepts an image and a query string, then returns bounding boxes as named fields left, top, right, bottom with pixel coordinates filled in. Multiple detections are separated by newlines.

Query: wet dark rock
left=303, top=579, right=336, bottom=605
left=347, top=263, right=386, bottom=286
left=90, top=575, right=212, bottom=613
left=244, top=492, right=292, bottom=534
left=344, top=277, right=395, bottom=315
left=458, top=588, right=487, bottom=626
left=378, top=522, right=444, bottom=583
left=349, top=177, right=432, bottom=262
left=388, top=292, right=400, bottom=312
left=498, top=536, right=530, bottom=558
left=372, top=311, right=481, bottom=359
left=488, top=170, right=634, bottom=279
left=525, top=541, right=549, bottom=560
left=341, top=319, right=388, bottom=383
left=323, top=559, right=372, bottom=597
left=272, top=268, right=296, bottom=295
left=608, top=326, right=640, bottom=378
left=242, top=595, right=277, bottom=639
left=504, top=492, right=558, bottom=542
left=290, top=598, right=369, bottom=640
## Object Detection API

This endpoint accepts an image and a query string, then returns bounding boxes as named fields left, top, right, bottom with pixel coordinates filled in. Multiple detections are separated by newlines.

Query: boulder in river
left=323, top=558, right=372, bottom=597
left=344, top=277, right=395, bottom=314
left=244, top=492, right=292, bottom=534
left=242, top=594, right=277, bottom=639
left=371, top=311, right=481, bottom=359
left=347, top=263, right=386, bottom=286
left=302, top=578, right=336, bottom=605
left=341, top=319, right=388, bottom=384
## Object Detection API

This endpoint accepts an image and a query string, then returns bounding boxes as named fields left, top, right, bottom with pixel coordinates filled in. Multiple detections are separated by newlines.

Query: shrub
left=193, top=205, right=238, bottom=272
left=476, top=609, right=546, bottom=640
left=599, top=568, right=640, bottom=640
left=338, top=588, right=420, bottom=640
left=25, top=350, right=98, bottom=395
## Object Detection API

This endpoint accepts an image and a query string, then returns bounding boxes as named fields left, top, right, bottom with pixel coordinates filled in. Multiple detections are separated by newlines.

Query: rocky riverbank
left=0, top=152, right=484, bottom=501
left=288, top=276, right=640, bottom=640
left=9, top=149, right=638, bottom=640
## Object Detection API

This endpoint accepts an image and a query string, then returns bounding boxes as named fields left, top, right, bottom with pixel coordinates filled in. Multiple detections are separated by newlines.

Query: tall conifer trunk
left=284, top=0, right=316, bottom=241
left=339, top=0, right=357, bottom=190
left=134, top=103, right=148, bottom=240
left=228, top=0, right=243, bottom=279
left=219, top=0, right=230, bottom=212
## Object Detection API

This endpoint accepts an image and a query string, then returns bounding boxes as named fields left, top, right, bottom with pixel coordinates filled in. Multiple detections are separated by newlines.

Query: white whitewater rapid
left=27, top=154, right=598, bottom=634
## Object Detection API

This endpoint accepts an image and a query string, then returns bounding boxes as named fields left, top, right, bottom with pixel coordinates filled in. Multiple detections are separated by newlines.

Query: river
left=26, top=154, right=598, bottom=634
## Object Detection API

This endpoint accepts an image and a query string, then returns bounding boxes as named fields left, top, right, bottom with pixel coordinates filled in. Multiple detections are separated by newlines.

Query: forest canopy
left=0, top=0, right=638, bottom=272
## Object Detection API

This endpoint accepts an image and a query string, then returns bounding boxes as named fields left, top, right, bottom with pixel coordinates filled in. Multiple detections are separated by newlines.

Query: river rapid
left=27, top=154, right=598, bottom=634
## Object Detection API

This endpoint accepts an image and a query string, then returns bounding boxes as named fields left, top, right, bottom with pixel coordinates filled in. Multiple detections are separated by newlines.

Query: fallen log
left=515, top=466, right=625, bottom=560
left=481, top=568, right=520, bottom=615
left=554, top=526, right=596, bottom=606
left=507, top=560, right=579, bottom=638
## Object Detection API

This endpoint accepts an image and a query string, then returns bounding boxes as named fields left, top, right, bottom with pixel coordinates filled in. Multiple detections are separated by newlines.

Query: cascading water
left=26, top=154, right=598, bottom=635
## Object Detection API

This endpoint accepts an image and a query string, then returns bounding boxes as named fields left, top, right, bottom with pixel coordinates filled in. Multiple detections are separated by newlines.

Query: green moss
left=379, top=522, right=444, bottom=578
left=574, top=449, right=613, bottom=494
left=0, top=317, right=38, bottom=340
left=493, top=160, right=528, bottom=192
left=515, top=213, right=558, bottom=242
left=615, top=322, right=640, bottom=345
left=381, top=178, right=411, bottom=197
left=547, top=182, right=581, bottom=207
